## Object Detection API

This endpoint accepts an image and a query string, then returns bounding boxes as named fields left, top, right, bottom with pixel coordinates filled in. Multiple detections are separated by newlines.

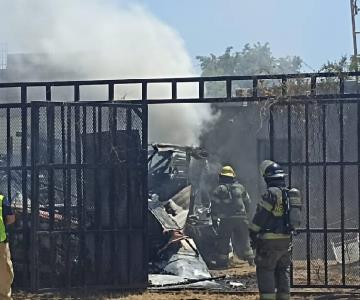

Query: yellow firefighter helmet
left=219, top=165, right=236, bottom=178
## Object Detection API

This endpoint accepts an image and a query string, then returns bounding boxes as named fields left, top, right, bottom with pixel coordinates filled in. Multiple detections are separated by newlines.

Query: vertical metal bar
left=97, top=106, right=103, bottom=163
left=108, top=81, right=116, bottom=283
left=92, top=106, right=97, bottom=164
left=287, top=102, right=293, bottom=286
left=142, top=82, right=148, bottom=145
left=340, top=102, right=345, bottom=285
left=108, top=104, right=117, bottom=284
left=74, top=85, right=84, bottom=286
left=108, top=82, right=116, bottom=282
left=172, top=81, right=177, bottom=100
left=282, top=77, right=288, bottom=97
left=66, top=103, right=72, bottom=252
left=46, top=84, right=52, bottom=102
left=126, top=107, right=133, bottom=284
left=62, top=104, right=71, bottom=288
left=269, top=105, right=274, bottom=160
left=358, top=99, right=360, bottom=283
left=81, top=104, right=87, bottom=229
left=199, top=80, right=204, bottom=99
left=339, top=75, right=345, bottom=95
left=305, top=76, right=316, bottom=285
left=92, top=104, right=98, bottom=283
left=108, top=81, right=115, bottom=264
left=253, top=78, right=258, bottom=98
left=46, top=83, right=53, bottom=288
left=46, top=100, right=56, bottom=288
left=6, top=108, right=11, bottom=208
left=307, top=77, right=315, bottom=287
left=286, top=94, right=291, bottom=186
left=95, top=105, right=103, bottom=282
left=141, top=81, right=148, bottom=284
left=5, top=107, right=13, bottom=280
left=86, top=105, right=98, bottom=285
left=61, top=105, right=68, bottom=226
left=20, top=85, right=29, bottom=287
left=322, top=104, right=328, bottom=286
left=305, top=102, right=311, bottom=286
left=47, top=103, right=55, bottom=230
left=311, top=76, right=316, bottom=96
left=74, top=85, right=80, bottom=102
left=108, top=83, right=114, bottom=102
left=30, top=103, right=40, bottom=291
left=226, top=78, right=232, bottom=99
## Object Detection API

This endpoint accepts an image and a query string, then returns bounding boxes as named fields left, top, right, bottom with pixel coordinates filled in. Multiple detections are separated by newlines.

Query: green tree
left=196, top=43, right=302, bottom=76
left=196, top=43, right=302, bottom=97
left=319, top=56, right=350, bottom=73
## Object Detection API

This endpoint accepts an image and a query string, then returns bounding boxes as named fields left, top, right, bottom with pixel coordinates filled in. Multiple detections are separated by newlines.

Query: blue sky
left=135, top=0, right=354, bottom=71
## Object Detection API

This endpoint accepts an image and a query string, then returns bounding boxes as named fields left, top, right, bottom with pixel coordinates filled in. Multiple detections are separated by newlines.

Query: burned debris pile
left=147, top=143, right=246, bottom=290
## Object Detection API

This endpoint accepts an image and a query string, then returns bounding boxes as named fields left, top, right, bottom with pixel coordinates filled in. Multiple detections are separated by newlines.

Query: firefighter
left=0, top=194, right=15, bottom=300
left=211, top=165, right=254, bottom=268
left=249, top=160, right=301, bottom=300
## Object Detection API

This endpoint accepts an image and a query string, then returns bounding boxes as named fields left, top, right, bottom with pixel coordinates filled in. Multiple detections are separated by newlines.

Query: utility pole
left=351, top=0, right=359, bottom=71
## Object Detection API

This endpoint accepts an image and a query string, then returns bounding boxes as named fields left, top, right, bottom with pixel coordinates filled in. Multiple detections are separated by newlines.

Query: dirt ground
left=13, top=260, right=360, bottom=299
left=13, top=291, right=257, bottom=300
left=13, top=291, right=323, bottom=300
left=15, top=289, right=360, bottom=300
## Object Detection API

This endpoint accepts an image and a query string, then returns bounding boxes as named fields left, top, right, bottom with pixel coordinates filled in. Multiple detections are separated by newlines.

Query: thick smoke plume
left=0, top=0, right=213, bottom=145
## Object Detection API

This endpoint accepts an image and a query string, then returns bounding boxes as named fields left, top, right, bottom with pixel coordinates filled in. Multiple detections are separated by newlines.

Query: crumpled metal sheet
left=148, top=199, right=181, bottom=230
left=161, top=240, right=210, bottom=279
left=148, top=274, right=221, bottom=290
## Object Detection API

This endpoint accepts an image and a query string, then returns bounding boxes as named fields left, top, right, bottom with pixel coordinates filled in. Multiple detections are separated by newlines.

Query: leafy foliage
left=196, top=43, right=302, bottom=97
left=319, top=56, right=351, bottom=73
left=318, top=55, right=360, bottom=74
left=196, top=43, right=302, bottom=77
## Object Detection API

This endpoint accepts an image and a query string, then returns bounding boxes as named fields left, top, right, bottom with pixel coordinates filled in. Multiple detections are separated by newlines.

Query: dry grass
left=293, top=260, right=360, bottom=286
left=13, top=260, right=360, bottom=299
left=13, top=290, right=257, bottom=300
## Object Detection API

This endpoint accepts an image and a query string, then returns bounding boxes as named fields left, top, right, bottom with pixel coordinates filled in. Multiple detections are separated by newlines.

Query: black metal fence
left=2, top=72, right=360, bottom=290
left=268, top=76, right=360, bottom=288
left=102, top=71, right=360, bottom=289
left=0, top=81, right=148, bottom=291
left=270, top=99, right=360, bottom=288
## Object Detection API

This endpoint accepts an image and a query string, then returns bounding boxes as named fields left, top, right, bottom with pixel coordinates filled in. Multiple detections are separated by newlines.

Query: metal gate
left=2, top=73, right=360, bottom=291
left=270, top=75, right=360, bottom=288
left=0, top=81, right=147, bottom=291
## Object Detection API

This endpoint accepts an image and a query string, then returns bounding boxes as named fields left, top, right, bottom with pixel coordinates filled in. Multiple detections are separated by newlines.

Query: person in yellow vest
left=249, top=160, right=301, bottom=300
left=0, top=194, right=15, bottom=300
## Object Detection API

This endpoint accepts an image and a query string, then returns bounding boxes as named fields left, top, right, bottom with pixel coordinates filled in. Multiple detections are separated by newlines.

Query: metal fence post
left=30, top=102, right=40, bottom=291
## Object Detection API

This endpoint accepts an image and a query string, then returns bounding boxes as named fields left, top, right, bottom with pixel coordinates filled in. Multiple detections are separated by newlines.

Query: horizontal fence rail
left=0, top=72, right=360, bottom=104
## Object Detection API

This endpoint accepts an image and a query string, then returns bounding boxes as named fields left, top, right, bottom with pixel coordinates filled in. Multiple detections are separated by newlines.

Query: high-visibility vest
left=0, top=195, right=6, bottom=242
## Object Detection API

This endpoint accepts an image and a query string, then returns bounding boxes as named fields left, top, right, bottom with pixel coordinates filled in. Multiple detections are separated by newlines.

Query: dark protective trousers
left=215, top=216, right=254, bottom=267
left=255, top=239, right=291, bottom=300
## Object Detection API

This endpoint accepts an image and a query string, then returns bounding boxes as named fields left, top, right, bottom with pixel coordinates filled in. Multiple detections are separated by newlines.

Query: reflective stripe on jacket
left=212, top=182, right=251, bottom=219
left=250, top=187, right=290, bottom=240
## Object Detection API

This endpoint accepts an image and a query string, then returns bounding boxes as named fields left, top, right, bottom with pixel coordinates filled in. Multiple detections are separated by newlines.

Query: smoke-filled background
left=0, top=0, right=213, bottom=145
left=0, top=0, right=304, bottom=205
left=2, top=0, right=358, bottom=269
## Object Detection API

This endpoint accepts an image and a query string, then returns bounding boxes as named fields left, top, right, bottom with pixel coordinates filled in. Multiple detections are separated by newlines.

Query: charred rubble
left=6, top=136, right=239, bottom=289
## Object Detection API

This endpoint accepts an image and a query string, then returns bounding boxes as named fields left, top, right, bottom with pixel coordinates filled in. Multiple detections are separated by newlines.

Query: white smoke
left=0, top=0, right=213, bottom=145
